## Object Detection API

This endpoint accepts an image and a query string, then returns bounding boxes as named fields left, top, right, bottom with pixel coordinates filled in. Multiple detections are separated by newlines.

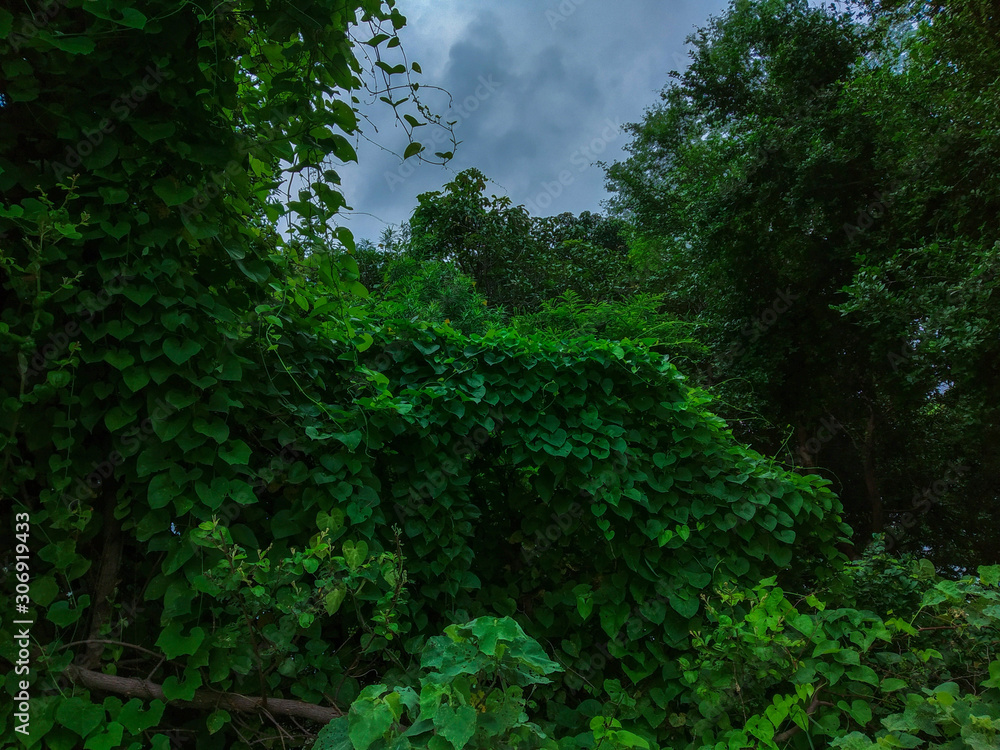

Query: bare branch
left=65, top=666, right=343, bottom=724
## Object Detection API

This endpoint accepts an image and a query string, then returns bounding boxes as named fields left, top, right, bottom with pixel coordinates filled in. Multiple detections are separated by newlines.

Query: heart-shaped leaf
left=343, top=540, right=368, bottom=570
left=163, top=338, right=202, bottom=365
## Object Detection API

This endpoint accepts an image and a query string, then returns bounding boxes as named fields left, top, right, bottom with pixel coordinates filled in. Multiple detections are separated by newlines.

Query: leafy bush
left=512, top=290, right=707, bottom=365
left=315, top=616, right=563, bottom=750
left=313, top=557, right=1000, bottom=749
left=365, top=256, right=505, bottom=335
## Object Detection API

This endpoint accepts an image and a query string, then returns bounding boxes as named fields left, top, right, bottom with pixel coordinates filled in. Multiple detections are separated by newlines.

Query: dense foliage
left=604, top=0, right=1000, bottom=569
left=1, top=1, right=998, bottom=749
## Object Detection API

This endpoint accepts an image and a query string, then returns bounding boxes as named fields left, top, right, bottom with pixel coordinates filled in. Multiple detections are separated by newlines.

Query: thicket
left=0, top=1, right=998, bottom=750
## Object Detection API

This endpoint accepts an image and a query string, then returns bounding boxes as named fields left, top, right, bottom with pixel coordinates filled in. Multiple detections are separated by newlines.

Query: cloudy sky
left=334, top=0, right=731, bottom=243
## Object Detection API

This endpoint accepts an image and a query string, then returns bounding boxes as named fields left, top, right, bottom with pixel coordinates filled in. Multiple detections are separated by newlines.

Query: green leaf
left=880, top=678, right=908, bottom=692
left=104, top=350, right=135, bottom=370
left=314, top=719, right=353, bottom=750
left=195, top=477, right=230, bottom=510
left=219, top=440, right=251, bottom=466
left=122, top=366, right=151, bottom=392
left=99, top=186, right=130, bottom=204
left=42, top=32, right=96, bottom=55
left=123, top=284, right=157, bottom=306
left=983, top=660, right=1000, bottom=689
left=48, top=598, right=89, bottom=626
left=104, top=406, right=136, bottom=431
left=435, top=704, right=477, bottom=749
left=206, top=709, right=231, bottom=735
left=155, top=622, right=206, bottom=659
left=404, top=142, right=423, bottom=159
left=599, top=601, right=630, bottom=638
left=830, top=732, right=876, bottom=750
left=163, top=338, right=202, bottom=365
left=332, top=430, right=363, bottom=450
left=31, top=576, right=60, bottom=607
left=193, top=417, right=230, bottom=444
left=56, top=697, right=105, bottom=738
left=147, top=474, right=180, bottom=509
left=348, top=700, right=394, bottom=750
left=668, top=593, right=700, bottom=619
left=343, top=540, right=369, bottom=570
left=325, top=586, right=347, bottom=615
left=979, top=565, right=1000, bottom=587
left=131, top=120, right=175, bottom=143
left=153, top=178, right=198, bottom=207
left=117, top=8, right=148, bottom=29
left=84, top=723, right=125, bottom=750
left=847, top=699, right=872, bottom=726
left=117, top=699, right=164, bottom=733
left=161, top=670, right=201, bottom=701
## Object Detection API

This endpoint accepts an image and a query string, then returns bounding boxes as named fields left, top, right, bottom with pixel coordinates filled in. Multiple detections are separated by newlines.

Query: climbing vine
left=3, top=2, right=995, bottom=750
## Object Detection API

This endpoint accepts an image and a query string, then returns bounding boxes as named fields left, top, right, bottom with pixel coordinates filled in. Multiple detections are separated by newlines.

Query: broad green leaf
left=343, top=540, right=369, bottom=570
left=42, top=31, right=96, bottom=55
left=103, top=350, right=135, bottom=370
left=979, top=565, right=1000, bottom=587
left=206, top=709, right=231, bottom=735
left=325, top=586, right=347, bottom=615
left=83, top=723, right=125, bottom=750
left=155, top=622, right=206, bottom=659
left=163, top=337, right=202, bottom=365
left=434, top=704, right=477, bottom=749
left=56, top=697, right=105, bottom=738
left=153, top=178, right=198, bottom=207
left=348, top=700, right=394, bottom=750
left=117, top=699, right=164, bottom=734
left=219, top=440, right=251, bottom=466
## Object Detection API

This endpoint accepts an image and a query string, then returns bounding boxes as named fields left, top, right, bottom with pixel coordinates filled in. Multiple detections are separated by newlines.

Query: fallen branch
left=65, top=666, right=342, bottom=724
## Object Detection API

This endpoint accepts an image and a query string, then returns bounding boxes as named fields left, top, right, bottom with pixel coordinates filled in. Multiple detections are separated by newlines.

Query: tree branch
left=65, top=666, right=343, bottom=724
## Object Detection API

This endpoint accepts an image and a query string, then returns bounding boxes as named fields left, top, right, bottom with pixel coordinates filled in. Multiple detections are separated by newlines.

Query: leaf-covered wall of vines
left=0, top=0, right=849, bottom=747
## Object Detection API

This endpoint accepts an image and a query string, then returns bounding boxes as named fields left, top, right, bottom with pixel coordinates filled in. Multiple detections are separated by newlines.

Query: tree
left=407, top=168, right=543, bottom=312
left=605, top=0, right=1000, bottom=567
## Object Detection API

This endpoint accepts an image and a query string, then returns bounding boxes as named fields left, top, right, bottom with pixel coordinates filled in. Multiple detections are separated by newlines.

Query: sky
left=334, top=0, right=731, bottom=244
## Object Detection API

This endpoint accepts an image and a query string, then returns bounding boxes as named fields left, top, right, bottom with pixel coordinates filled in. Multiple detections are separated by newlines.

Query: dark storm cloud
left=336, top=0, right=730, bottom=243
